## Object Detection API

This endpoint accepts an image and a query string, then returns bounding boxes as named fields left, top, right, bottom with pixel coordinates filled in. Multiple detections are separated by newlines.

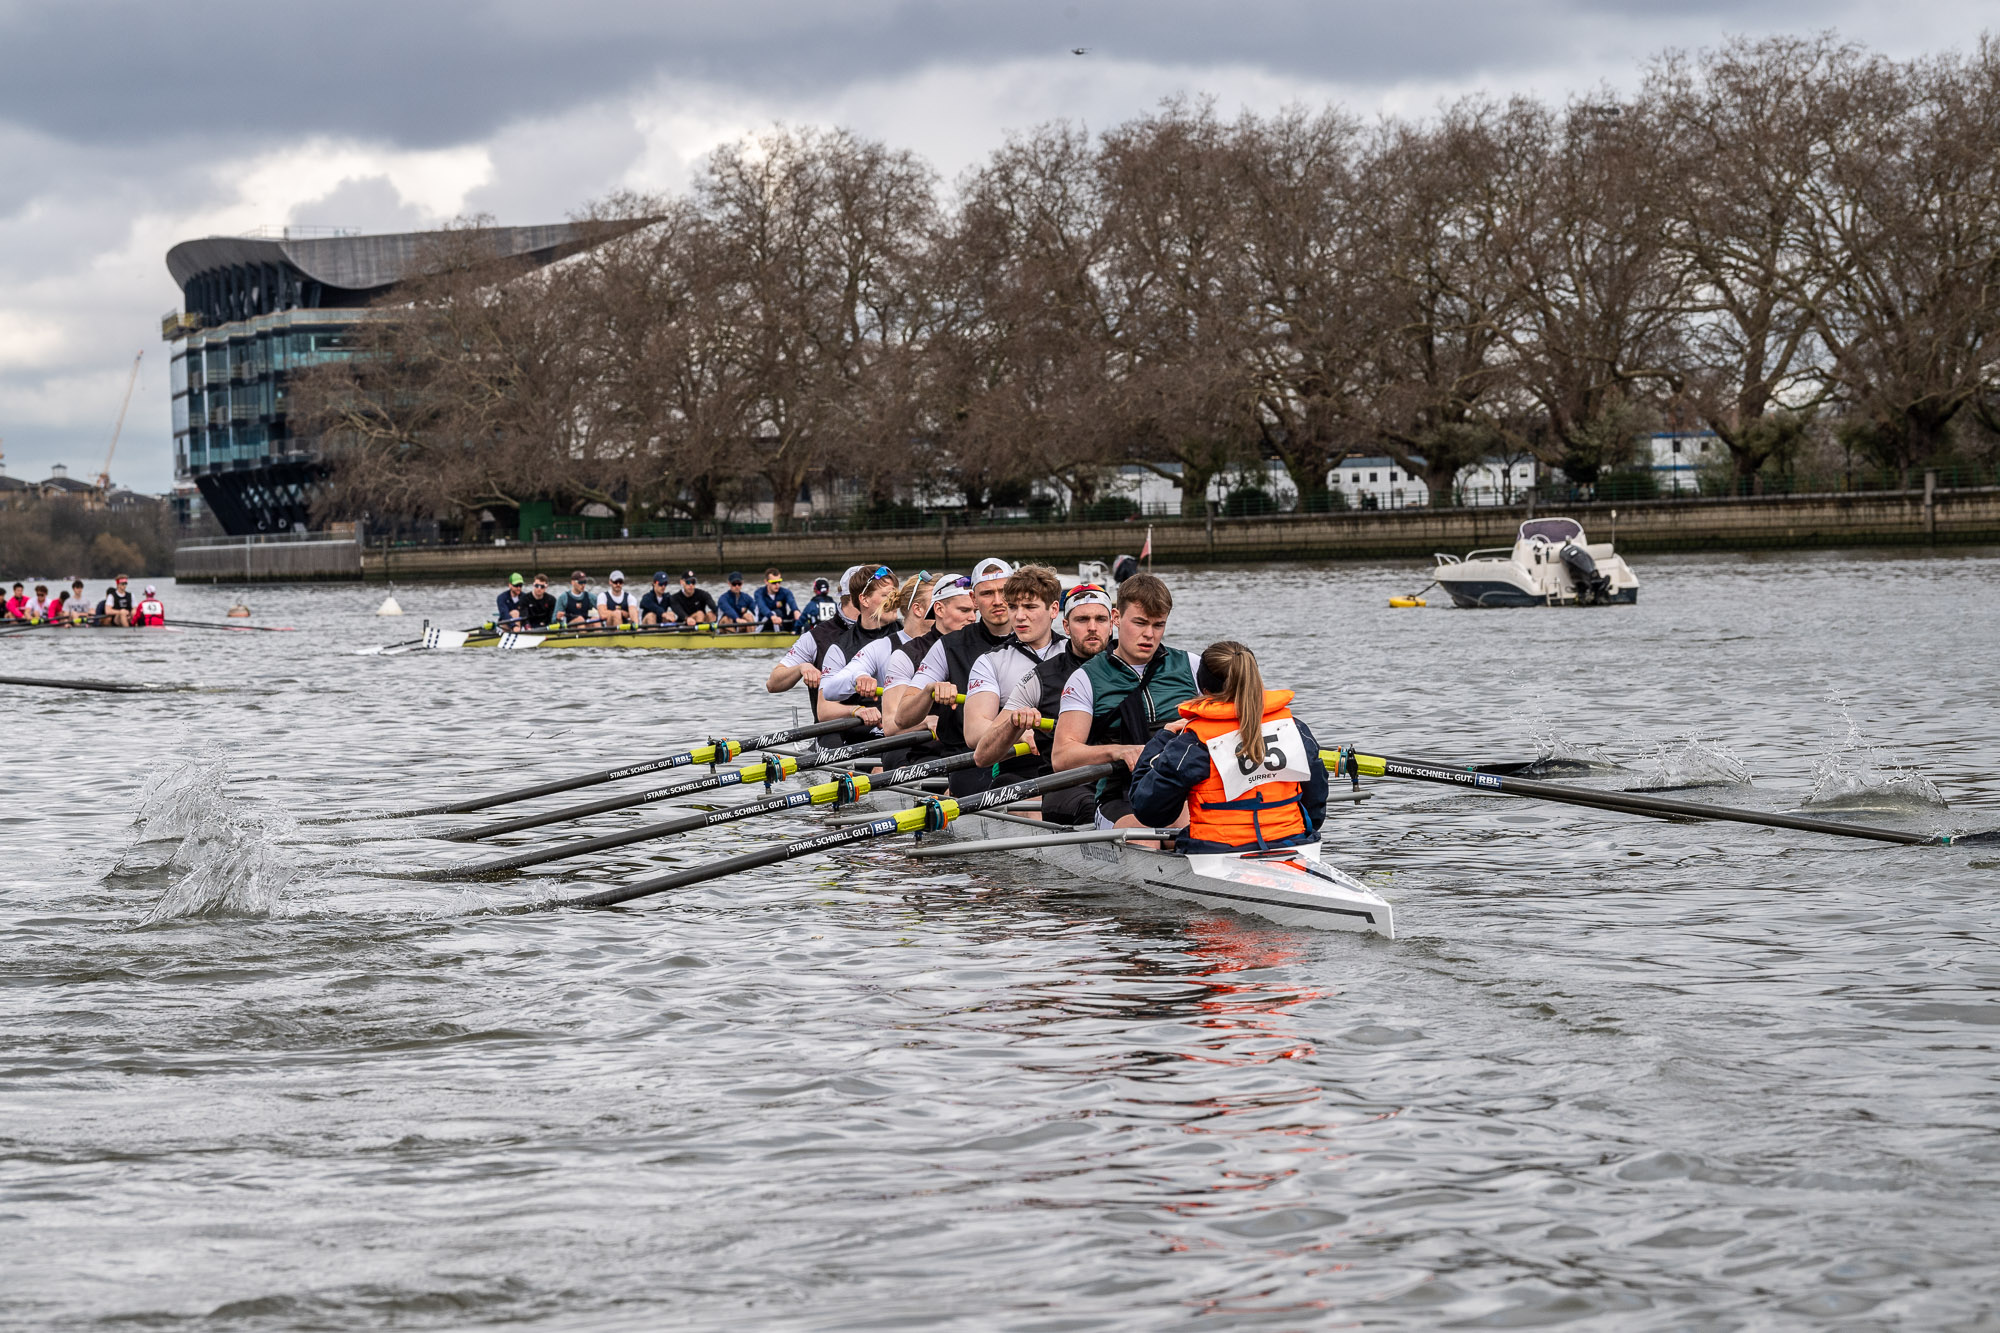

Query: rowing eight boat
left=430, top=625, right=795, bottom=651
left=921, top=811, right=1395, bottom=937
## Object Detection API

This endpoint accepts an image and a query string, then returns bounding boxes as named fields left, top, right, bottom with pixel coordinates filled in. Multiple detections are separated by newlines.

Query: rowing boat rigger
left=906, top=809, right=1394, bottom=937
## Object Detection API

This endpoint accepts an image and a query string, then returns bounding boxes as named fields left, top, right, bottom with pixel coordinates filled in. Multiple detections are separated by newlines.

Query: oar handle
left=856, top=685, right=1055, bottom=730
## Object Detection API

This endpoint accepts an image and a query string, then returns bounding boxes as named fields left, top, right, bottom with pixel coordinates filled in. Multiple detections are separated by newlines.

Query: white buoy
left=377, top=596, right=404, bottom=616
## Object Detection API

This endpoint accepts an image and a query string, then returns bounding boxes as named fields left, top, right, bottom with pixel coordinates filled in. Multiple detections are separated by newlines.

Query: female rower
left=1128, top=640, right=1330, bottom=855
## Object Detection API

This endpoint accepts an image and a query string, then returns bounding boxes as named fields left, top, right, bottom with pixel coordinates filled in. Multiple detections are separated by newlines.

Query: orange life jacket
left=1181, top=689, right=1309, bottom=849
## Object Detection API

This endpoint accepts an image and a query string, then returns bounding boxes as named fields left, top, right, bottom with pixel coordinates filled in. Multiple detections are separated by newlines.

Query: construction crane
left=98, top=351, right=142, bottom=493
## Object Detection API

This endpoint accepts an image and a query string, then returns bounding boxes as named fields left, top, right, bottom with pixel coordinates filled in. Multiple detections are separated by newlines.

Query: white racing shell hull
left=946, top=813, right=1394, bottom=937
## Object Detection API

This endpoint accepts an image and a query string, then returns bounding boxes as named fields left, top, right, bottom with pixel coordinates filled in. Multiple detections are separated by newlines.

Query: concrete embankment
left=176, top=485, right=2000, bottom=583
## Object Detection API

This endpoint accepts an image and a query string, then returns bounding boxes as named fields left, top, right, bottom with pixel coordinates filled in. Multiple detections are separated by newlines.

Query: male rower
left=495, top=573, right=529, bottom=629
left=640, top=572, right=678, bottom=626
left=754, top=568, right=800, bottom=633
left=891, top=556, right=1017, bottom=796
left=716, top=572, right=759, bottom=633
left=811, top=566, right=903, bottom=729
left=24, top=583, right=51, bottom=622
left=519, top=574, right=557, bottom=628
left=103, top=575, right=135, bottom=627
left=972, top=581, right=1116, bottom=824
left=597, top=570, right=638, bottom=628
left=555, top=570, right=598, bottom=627
left=767, top=565, right=892, bottom=716
left=135, top=585, right=167, bottom=627
left=959, top=565, right=1068, bottom=794
left=1052, top=572, right=1198, bottom=830
left=3, top=583, right=24, bottom=620
left=669, top=570, right=718, bottom=626
left=63, top=580, right=88, bottom=624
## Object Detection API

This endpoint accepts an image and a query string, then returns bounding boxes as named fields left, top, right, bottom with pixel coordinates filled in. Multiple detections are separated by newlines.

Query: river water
left=3, top=550, right=1998, bottom=1330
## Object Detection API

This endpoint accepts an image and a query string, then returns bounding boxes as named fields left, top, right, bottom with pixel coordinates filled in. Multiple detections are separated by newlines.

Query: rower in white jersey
left=766, top=564, right=877, bottom=715
left=814, top=568, right=917, bottom=726
left=877, top=574, right=979, bottom=750
left=959, top=565, right=1067, bottom=792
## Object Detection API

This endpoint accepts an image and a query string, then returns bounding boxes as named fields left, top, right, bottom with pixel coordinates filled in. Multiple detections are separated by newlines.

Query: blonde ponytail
left=1198, top=640, right=1267, bottom=764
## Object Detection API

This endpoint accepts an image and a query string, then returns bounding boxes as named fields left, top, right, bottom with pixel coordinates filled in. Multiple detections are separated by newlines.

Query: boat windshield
left=1519, top=517, right=1584, bottom=544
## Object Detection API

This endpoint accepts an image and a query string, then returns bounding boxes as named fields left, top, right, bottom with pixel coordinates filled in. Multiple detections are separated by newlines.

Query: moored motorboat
left=926, top=811, right=1394, bottom=937
left=1433, top=516, right=1639, bottom=608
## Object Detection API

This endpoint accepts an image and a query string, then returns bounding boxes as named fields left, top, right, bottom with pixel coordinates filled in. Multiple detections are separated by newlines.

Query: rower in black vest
left=876, top=573, right=979, bottom=766
left=971, top=582, right=1117, bottom=823
left=890, top=557, right=1016, bottom=796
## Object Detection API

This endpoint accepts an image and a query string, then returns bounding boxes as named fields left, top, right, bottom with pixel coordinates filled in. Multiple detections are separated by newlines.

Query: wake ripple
left=125, top=748, right=303, bottom=923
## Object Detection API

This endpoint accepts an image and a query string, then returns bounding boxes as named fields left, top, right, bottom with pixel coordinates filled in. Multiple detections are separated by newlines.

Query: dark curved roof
left=166, top=222, right=628, bottom=291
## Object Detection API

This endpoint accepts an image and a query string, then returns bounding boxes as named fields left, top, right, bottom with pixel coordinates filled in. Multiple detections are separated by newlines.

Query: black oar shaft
left=1354, top=751, right=1937, bottom=847
left=446, top=731, right=912, bottom=840
left=430, top=718, right=863, bottom=815
left=446, top=748, right=986, bottom=878
left=0, top=673, right=162, bottom=694
left=526, top=763, right=1114, bottom=912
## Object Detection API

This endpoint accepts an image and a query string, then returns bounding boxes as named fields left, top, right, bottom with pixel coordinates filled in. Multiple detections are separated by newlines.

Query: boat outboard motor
left=1560, top=541, right=1613, bottom=604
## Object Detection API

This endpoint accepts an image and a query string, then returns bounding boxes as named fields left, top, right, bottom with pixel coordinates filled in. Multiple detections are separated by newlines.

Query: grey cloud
left=0, top=0, right=1850, bottom=153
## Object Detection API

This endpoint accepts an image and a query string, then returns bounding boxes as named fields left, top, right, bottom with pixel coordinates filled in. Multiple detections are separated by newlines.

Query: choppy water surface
left=4, top=550, right=1999, bottom=1330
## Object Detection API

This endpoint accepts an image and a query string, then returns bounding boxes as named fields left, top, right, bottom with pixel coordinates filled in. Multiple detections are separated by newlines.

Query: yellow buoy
left=1388, top=596, right=1426, bottom=608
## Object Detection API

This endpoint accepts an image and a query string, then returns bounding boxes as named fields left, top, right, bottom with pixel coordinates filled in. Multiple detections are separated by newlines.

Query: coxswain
left=1051, top=572, right=1198, bottom=829
left=104, top=575, right=135, bottom=627
left=958, top=565, right=1068, bottom=794
left=495, top=573, right=529, bottom=629
left=754, top=568, right=800, bottom=632
left=555, top=570, right=598, bottom=627
left=1129, top=641, right=1329, bottom=854
left=800, top=578, right=839, bottom=626
left=640, top=572, right=679, bottom=626
left=971, top=581, right=1116, bottom=824
left=669, top=570, right=718, bottom=626
left=134, top=586, right=167, bottom=627
left=596, top=570, right=638, bottom=628
left=717, top=572, right=759, bottom=633
left=891, top=556, right=1017, bottom=796
left=519, top=574, right=557, bottom=628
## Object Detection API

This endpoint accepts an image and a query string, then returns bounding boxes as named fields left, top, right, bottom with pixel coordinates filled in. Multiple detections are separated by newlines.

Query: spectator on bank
left=669, top=570, right=718, bottom=626
left=717, top=572, right=759, bottom=632
left=640, top=572, right=679, bottom=626
left=754, top=568, right=800, bottom=633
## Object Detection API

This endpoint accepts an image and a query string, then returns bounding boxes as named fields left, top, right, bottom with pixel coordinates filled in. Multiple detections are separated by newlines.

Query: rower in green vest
left=1050, top=572, right=1198, bottom=829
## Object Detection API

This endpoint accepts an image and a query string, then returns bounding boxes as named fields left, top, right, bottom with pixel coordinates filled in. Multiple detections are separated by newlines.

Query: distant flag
left=1140, top=526, right=1152, bottom=568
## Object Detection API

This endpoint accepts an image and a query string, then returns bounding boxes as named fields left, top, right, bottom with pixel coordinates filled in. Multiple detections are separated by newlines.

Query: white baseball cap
left=1062, top=582, right=1113, bottom=615
left=608, top=569, right=626, bottom=582
left=928, top=574, right=974, bottom=603
left=837, top=564, right=867, bottom=597
left=970, top=557, right=1014, bottom=587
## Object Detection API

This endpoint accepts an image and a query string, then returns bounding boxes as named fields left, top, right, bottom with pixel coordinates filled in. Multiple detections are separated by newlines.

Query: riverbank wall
left=176, top=484, right=2000, bottom=583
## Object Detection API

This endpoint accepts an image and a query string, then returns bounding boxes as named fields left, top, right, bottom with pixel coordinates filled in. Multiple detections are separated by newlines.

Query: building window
left=1672, top=439, right=1682, bottom=454
left=1369, top=472, right=1378, bottom=482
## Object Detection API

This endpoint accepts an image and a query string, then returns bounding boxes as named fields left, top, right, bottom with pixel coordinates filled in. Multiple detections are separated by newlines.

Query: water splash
left=125, top=746, right=302, bottom=923
left=1804, top=694, right=1946, bottom=811
left=1628, top=735, right=1753, bottom=791
left=1523, top=720, right=1622, bottom=775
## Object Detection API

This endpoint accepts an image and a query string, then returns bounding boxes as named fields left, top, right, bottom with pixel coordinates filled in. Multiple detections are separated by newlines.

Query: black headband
left=1197, top=660, right=1228, bottom=695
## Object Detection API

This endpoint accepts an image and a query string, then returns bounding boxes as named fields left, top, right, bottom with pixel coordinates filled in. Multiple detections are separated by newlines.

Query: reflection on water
left=3, top=550, right=2000, bottom=1330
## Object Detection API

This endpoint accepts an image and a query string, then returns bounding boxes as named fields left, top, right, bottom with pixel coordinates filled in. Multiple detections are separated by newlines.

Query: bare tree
left=1803, top=42, right=2000, bottom=478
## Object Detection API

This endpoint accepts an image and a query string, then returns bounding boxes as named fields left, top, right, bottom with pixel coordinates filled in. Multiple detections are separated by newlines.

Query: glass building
left=162, top=224, right=618, bottom=534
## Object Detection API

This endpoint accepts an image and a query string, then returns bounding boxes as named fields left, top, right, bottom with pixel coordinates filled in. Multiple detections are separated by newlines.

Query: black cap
left=681, top=569, right=697, bottom=581
left=813, top=577, right=831, bottom=594
left=728, top=571, right=744, bottom=583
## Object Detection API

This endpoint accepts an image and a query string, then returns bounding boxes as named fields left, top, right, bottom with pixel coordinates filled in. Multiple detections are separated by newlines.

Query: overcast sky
left=0, top=1, right=1988, bottom=493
